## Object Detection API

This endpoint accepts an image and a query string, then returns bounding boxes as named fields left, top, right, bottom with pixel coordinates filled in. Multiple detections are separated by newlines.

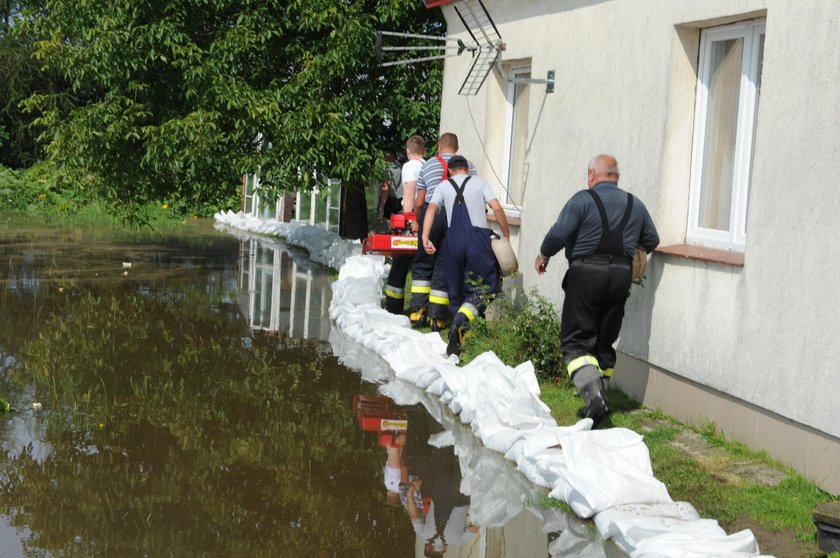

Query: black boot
left=446, top=313, right=469, bottom=356
left=572, top=365, right=610, bottom=427
left=579, top=379, right=610, bottom=427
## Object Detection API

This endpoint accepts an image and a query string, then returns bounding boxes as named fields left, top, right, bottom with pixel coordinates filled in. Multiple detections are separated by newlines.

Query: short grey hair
left=588, top=155, right=620, bottom=177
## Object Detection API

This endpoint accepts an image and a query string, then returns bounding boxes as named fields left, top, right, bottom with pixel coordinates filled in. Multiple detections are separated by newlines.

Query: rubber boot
left=446, top=312, right=470, bottom=356
left=430, top=318, right=448, bottom=332
left=572, top=365, right=610, bottom=427
left=577, top=375, right=612, bottom=418
left=384, top=292, right=405, bottom=315
left=409, top=307, right=428, bottom=328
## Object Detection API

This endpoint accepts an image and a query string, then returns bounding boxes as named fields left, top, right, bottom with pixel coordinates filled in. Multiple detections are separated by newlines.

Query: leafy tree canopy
left=19, top=0, right=444, bottom=213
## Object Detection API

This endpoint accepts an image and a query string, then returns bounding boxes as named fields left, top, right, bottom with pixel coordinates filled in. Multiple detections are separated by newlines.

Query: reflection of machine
left=361, top=212, right=418, bottom=257
left=352, top=395, right=408, bottom=447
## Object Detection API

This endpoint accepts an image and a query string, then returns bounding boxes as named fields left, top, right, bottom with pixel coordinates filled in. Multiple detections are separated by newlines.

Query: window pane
left=507, top=74, right=530, bottom=206
left=698, top=38, right=743, bottom=232
left=744, top=33, right=765, bottom=234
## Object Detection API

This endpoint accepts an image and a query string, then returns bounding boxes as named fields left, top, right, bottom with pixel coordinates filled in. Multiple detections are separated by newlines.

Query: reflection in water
left=0, top=224, right=417, bottom=557
left=235, top=232, right=331, bottom=341
left=337, top=326, right=629, bottom=558
left=1, top=223, right=624, bottom=557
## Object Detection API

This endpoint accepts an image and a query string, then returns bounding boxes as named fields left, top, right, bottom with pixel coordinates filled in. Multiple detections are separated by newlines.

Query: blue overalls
left=441, top=176, right=498, bottom=356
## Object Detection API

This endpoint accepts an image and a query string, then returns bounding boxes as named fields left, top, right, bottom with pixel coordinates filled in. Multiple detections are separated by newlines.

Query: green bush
left=461, top=287, right=567, bottom=383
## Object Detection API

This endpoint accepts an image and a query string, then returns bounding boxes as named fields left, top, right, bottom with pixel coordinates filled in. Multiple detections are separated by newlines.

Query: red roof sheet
left=425, top=0, right=458, bottom=8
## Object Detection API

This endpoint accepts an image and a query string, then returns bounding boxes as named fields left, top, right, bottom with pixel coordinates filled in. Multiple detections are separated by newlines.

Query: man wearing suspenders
left=535, top=154, right=659, bottom=426
left=409, top=133, right=476, bottom=331
left=421, top=155, right=510, bottom=358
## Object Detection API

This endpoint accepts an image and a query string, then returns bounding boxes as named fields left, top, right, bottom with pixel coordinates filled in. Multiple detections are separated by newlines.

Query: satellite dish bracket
left=493, top=42, right=556, bottom=94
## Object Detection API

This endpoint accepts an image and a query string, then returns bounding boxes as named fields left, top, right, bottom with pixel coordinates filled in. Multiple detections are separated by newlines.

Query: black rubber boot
left=572, top=365, right=610, bottom=427
left=579, top=379, right=610, bottom=427
left=446, top=313, right=469, bottom=356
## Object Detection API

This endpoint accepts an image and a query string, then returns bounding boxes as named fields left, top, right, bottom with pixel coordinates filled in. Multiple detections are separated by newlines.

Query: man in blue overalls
left=421, top=155, right=510, bottom=357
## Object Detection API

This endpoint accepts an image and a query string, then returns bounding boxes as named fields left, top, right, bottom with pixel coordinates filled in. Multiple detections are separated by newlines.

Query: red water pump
left=361, top=212, right=418, bottom=257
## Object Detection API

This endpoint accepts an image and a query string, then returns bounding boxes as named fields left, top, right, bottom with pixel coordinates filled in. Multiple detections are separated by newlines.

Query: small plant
left=461, top=287, right=566, bottom=383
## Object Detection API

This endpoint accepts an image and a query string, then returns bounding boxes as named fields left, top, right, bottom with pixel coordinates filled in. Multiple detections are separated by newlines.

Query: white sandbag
left=630, top=528, right=763, bottom=558
left=550, top=429, right=672, bottom=518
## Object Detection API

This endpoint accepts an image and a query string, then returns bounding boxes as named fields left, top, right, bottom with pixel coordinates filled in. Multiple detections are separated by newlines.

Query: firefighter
left=383, top=135, right=425, bottom=315
left=421, top=155, right=510, bottom=357
left=534, top=154, right=659, bottom=426
left=408, top=133, right=476, bottom=330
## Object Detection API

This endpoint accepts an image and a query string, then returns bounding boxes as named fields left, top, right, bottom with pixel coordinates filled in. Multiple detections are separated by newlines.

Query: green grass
left=455, top=293, right=837, bottom=556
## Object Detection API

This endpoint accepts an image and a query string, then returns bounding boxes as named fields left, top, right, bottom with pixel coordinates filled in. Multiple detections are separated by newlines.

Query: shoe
left=578, top=375, right=611, bottom=428
left=446, top=325, right=464, bottom=356
left=430, top=318, right=447, bottom=332
left=409, top=308, right=428, bottom=328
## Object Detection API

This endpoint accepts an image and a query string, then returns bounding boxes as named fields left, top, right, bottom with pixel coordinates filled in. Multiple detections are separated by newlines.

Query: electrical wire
left=464, top=94, right=523, bottom=212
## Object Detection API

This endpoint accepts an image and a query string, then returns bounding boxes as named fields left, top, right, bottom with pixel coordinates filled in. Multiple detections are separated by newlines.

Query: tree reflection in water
left=0, top=226, right=414, bottom=557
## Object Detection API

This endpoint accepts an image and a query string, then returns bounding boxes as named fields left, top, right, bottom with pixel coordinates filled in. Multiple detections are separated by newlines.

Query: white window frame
left=687, top=19, right=765, bottom=251
left=500, top=64, right=531, bottom=215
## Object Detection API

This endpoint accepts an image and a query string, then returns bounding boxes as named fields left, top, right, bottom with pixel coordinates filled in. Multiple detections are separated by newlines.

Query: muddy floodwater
left=0, top=220, right=619, bottom=557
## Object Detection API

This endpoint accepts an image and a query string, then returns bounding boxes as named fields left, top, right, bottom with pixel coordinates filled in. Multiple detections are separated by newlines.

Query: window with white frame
left=501, top=65, right=531, bottom=211
left=688, top=19, right=765, bottom=251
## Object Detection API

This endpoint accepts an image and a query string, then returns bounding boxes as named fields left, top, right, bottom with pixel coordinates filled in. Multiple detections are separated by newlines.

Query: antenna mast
left=377, top=0, right=555, bottom=96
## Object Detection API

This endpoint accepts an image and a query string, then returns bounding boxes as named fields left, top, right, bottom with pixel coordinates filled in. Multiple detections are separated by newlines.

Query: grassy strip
left=456, top=289, right=837, bottom=557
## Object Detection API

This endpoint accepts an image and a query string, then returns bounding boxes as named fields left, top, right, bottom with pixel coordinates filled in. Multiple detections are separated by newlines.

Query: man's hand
left=534, top=253, right=549, bottom=274
left=423, top=237, right=436, bottom=254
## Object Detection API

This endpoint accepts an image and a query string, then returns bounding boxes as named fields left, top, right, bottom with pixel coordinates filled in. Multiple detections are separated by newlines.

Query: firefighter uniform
left=425, top=162, right=503, bottom=357
left=410, top=154, right=476, bottom=330
left=539, top=179, right=659, bottom=425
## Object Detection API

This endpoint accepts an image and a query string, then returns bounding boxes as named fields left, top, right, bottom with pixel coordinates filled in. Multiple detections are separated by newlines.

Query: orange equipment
left=352, top=395, right=408, bottom=448
left=361, top=212, right=418, bottom=257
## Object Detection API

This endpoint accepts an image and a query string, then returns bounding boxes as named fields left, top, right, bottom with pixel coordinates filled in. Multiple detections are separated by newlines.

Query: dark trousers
left=442, top=225, right=498, bottom=316
left=384, top=254, right=412, bottom=314
left=410, top=208, right=448, bottom=318
left=561, top=257, right=632, bottom=371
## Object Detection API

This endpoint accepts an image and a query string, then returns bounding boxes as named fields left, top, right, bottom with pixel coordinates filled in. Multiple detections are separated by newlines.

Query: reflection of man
left=535, top=154, right=659, bottom=425
left=402, top=405, right=475, bottom=558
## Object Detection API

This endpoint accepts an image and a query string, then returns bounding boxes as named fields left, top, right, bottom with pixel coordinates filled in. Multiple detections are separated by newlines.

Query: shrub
left=461, top=286, right=567, bottom=383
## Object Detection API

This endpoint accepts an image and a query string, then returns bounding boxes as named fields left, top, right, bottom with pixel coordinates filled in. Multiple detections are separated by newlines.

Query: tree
left=21, top=0, right=444, bottom=221
left=0, top=0, right=67, bottom=168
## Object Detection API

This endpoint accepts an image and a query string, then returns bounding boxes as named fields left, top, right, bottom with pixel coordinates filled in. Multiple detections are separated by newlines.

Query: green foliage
left=17, top=0, right=444, bottom=216
left=461, top=287, right=566, bottom=382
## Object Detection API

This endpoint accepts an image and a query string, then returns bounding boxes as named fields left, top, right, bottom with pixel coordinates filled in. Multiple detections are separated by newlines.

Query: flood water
left=0, top=220, right=621, bottom=557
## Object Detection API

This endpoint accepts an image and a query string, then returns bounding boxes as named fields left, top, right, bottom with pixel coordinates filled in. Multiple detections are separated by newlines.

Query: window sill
left=655, top=244, right=744, bottom=266
left=486, top=211, right=521, bottom=227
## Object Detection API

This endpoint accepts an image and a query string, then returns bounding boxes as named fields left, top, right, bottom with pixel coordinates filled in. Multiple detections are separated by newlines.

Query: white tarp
left=215, top=215, right=773, bottom=558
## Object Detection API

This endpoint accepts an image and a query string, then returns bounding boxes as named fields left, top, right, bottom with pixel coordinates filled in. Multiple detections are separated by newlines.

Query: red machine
left=352, top=395, right=408, bottom=448
left=361, top=212, right=418, bottom=257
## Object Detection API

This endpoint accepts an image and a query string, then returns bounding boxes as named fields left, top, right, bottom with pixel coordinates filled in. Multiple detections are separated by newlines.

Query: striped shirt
left=417, top=153, right=477, bottom=203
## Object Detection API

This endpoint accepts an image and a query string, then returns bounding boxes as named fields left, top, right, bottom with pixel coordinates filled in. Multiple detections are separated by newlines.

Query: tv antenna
left=377, top=0, right=555, bottom=96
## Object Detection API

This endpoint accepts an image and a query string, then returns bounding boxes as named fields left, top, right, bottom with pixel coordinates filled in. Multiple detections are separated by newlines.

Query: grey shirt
left=539, top=182, right=659, bottom=260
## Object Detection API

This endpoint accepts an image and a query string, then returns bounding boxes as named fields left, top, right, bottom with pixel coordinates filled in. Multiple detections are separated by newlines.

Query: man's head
left=587, top=154, right=620, bottom=188
left=438, top=132, right=459, bottom=154
left=406, top=135, right=425, bottom=158
left=447, top=155, right=469, bottom=176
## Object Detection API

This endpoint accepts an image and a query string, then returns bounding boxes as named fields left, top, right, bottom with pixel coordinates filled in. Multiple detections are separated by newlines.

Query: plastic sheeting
left=215, top=214, right=773, bottom=558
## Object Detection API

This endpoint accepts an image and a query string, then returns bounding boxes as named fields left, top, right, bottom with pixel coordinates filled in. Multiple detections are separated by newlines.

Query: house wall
left=437, top=0, right=840, bottom=492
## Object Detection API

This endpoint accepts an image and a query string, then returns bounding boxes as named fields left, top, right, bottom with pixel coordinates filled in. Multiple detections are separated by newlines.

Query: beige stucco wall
left=436, top=0, right=840, bottom=490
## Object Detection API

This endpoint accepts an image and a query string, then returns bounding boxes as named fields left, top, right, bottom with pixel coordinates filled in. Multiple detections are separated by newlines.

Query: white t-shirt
left=429, top=174, right=497, bottom=228
left=401, top=159, right=423, bottom=191
left=401, top=158, right=423, bottom=212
